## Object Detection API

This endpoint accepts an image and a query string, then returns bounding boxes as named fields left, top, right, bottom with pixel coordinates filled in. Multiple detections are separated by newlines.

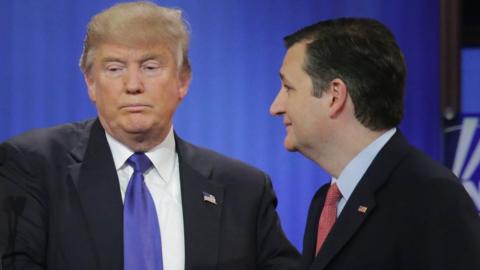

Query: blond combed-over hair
left=79, top=1, right=191, bottom=75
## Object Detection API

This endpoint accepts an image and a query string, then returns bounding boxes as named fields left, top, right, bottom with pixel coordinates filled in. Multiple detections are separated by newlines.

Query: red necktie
left=315, top=183, right=342, bottom=255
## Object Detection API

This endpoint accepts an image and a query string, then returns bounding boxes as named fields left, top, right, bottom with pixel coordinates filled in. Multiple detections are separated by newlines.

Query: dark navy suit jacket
left=0, top=119, right=300, bottom=270
left=302, top=131, right=480, bottom=270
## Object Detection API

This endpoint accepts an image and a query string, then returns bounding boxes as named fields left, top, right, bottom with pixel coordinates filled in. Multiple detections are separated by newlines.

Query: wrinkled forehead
left=93, top=42, right=174, bottom=64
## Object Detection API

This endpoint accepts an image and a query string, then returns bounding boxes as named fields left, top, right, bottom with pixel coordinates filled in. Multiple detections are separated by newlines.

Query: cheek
left=93, top=87, right=122, bottom=115
left=96, top=80, right=122, bottom=99
left=87, top=85, right=96, bottom=103
left=153, top=82, right=182, bottom=103
left=285, top=100, right=303, bottom=120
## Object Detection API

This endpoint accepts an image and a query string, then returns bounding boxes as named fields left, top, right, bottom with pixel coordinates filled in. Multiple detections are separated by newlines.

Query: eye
left=143, top=65, right=158, bottom=70
left=283, top=84, right=294, bottom=92
left=141, top=60, right=161, bottom=73
left=107, top=67, right=121, bottom=72
left=104, top=63, right=125, bottom=76
left=143, top=66, right=158, bottom=72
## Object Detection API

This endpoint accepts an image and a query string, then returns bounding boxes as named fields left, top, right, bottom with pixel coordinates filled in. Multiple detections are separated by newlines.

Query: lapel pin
left=202, top=191, right=217, bottom=205
left=357, top=205, right=368, bottom=214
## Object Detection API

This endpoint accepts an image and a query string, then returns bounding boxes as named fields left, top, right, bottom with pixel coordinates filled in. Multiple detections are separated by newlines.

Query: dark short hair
left=284, top=18, right=406, bottom=130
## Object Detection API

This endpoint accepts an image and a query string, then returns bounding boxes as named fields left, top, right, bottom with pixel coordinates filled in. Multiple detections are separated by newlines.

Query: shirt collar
left=105, top=127, right=177, bottom=183
left=333, top=128, right=396, bottom=201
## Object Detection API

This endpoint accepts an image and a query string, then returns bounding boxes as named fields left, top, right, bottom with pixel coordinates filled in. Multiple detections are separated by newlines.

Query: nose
left=125, top=68, right=144, bottom=94
left=270, top=88, right=286, bottom=116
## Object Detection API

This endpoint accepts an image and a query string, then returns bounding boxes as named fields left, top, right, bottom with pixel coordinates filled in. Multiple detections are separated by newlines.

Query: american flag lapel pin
left=357, top=205, right=368, bottom=214
left=203, top=192, right=217, bottom=205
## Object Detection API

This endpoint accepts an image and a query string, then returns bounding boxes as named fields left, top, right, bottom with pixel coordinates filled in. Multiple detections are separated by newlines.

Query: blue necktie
left=124, top=152, right=163, bottom=270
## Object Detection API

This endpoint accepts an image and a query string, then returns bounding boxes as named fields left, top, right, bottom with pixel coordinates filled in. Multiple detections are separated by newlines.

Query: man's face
left=270, top=43, right=330, bottom=152
left=85, top=42, right=190, bottom=145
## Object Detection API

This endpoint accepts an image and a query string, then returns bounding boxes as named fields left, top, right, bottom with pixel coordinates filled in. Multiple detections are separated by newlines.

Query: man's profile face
left=270, top=43, right=330, bottom=153
left=85, top=42, right=189, bottom=144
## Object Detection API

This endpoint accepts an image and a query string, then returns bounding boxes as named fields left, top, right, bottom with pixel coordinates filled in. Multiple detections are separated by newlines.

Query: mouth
left=283, top=117, right=292, bottom=127
left=121, top=104, right=151, bottom=112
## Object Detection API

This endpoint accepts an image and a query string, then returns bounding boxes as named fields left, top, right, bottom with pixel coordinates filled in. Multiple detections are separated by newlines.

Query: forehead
left=94, top=42, right=174, bottom=62
left=280, top=43, right=308, bottom=81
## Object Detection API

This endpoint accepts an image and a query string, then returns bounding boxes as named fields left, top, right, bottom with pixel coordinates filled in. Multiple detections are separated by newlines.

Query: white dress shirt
left=333, top=128, right=397, bottom=216
left=105, top=127, right=185, bottom=270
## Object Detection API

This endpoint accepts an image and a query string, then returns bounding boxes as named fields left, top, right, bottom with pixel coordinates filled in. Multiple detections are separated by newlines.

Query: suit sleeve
left=255, top=174, right=301, bottom=270
left=0, top=142, right=47, bottom=269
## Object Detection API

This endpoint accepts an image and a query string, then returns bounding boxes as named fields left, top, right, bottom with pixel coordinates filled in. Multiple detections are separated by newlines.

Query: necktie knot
left=127, top=152, right=152, bottom=174
left=324, top=183, right=342, bottom=206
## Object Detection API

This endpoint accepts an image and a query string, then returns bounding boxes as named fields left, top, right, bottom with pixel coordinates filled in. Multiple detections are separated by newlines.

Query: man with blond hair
left=0, top=2, right=300, bottom=270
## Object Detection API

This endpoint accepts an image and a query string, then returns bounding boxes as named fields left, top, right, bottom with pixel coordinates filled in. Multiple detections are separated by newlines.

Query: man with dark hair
left=0, top=2, right=300, bottom=269
left=270, top=18, right=480, bottom=270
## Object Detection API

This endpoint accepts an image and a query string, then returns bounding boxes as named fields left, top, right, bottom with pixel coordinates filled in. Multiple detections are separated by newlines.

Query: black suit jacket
left=0, top=119, right=300, bottom=270
left=303, top=131, right=480, bottom=270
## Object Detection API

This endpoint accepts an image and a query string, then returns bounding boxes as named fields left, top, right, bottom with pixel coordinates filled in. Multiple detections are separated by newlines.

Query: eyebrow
left=101, top=57, right=126, bottom=64
left=138, top=53, right=167, bottom=63
left=100, top=54, right=167, bottom=65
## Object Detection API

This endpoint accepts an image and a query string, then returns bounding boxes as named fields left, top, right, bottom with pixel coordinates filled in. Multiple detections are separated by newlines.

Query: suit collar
left=105, top=127, right=177, bottom=184
left=310, top=131, right=411, bottom=270
left=68, top=119, right=124, bottom=270
left=335, top=128, right=397, bottom=202
left=175, top=135, right=224, bottom=269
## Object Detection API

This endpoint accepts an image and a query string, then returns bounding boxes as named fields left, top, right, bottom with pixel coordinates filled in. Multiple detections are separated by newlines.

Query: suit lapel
left=176, top=136, right=224, bottom=269
left=311, top=132, right=411, bottom=270
left=68, top=119, right=124, bottom=270
left=312, top=183, right=377, bottom=270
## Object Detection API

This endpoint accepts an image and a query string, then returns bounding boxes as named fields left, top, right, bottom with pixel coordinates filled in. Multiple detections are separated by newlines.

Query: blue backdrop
left=444, top=48, right=480, bottom=212
left=0, top=0, right=441, bottom=250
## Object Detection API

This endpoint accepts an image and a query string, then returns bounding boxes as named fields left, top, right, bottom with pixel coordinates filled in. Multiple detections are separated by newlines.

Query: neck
left=103, top=127, right=170, bottom=153
left=307, top=125, right=386, bottom=178
left=121, top=133, right=168, bottom=152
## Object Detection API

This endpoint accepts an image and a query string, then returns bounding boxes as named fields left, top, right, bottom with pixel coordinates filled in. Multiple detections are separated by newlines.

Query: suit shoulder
left=396, top=146, right=458, bottom=185
left=180, top=139, right=265, bottom=174
left=176, top=137, right=269, bottom=187
left=3, top=120, right=94, bottom=151
left=1, top=119, right=95, bottom=167
left=390, top=146, right=475, bottom=210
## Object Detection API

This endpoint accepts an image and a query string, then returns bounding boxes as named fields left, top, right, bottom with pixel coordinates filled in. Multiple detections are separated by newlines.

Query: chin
left=124, top=123, right=152, bottom=134
left=122, top=117, right=153, bottom=131
left=283, top=139, right=298, bottom=152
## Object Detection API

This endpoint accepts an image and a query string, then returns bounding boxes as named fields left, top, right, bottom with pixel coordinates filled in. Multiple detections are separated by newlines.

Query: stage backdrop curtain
left=0, top=0, right=440, bottom=249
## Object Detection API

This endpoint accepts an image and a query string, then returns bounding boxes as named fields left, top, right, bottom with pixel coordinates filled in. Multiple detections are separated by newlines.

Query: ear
left=327, top=78, right=348, bottom=118
left=84, top=73, right=97, bottom=103
left=177, top=71, right=192, bottom=100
